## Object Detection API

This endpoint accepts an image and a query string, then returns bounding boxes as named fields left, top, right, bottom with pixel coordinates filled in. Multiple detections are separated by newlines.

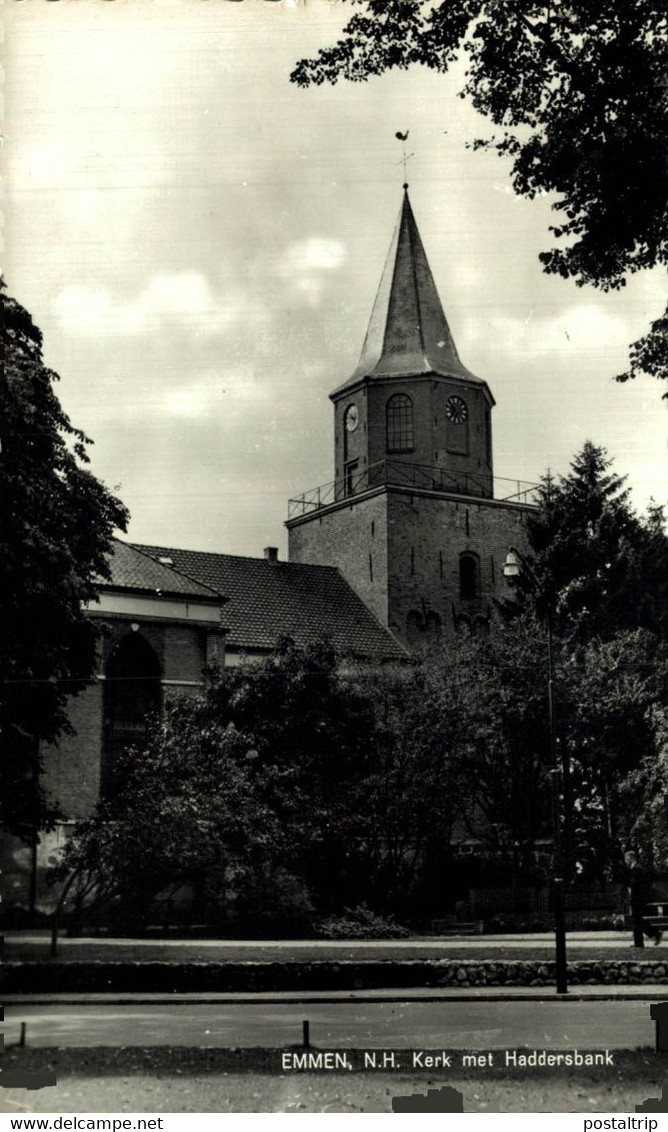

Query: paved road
left=2, top=998, right=658, bottom=1050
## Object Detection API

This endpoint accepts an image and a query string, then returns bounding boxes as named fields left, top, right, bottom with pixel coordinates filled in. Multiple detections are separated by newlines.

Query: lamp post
left=503, top=547, right=568, bottom=995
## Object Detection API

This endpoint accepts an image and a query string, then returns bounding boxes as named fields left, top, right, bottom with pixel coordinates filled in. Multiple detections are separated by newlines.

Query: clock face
left=446, top=395, right=468, bottom=425
left=345, top=404, right=359, bottom=432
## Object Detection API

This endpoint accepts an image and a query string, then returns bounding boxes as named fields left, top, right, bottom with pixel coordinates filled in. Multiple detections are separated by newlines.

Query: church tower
left=332, top=186, right=494, bottom=502
left=287, top=188, right=533, bottom=649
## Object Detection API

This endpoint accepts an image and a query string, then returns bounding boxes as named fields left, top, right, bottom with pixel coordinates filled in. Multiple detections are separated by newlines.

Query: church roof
left=332, top=188, right=486, bottom=396
left=135, top=544, right=407, bottom=660
left=100, top=539, right=222, bottom=602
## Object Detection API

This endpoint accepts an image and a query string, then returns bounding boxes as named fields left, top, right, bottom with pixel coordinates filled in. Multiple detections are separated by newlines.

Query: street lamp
left=503, top=547, right=568, bottom=995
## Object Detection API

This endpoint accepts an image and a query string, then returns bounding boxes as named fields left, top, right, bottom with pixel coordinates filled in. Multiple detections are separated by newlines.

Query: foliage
left=560, top=631, right=667, bottom=879
left=619, top=707, right=668, bottom=873
left=54, top=640, right=387, bottom=930
left=57, top=638, right=519, bottom=930
left=617, top=309, right=668, bottom=389
left=1, top=282, right=129, bottom=840
left=315, top=904, right=410, bottom=939
left=292, top=1, right=668, bottom=389
left=52, top=691, right=283, bottom=931
left=429, top=623, right=554, bottom=873
left=496, top=443, right=668, bottom=880
left=514, top=442, right=668, bottom=643
left=350, top=662, right=460, bottom=912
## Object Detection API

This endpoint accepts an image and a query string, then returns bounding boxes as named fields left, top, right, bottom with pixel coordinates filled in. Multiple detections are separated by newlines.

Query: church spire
left=350, top=188, right=482, bottom=386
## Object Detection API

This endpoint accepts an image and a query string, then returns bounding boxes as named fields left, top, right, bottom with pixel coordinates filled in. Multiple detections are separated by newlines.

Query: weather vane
left=395, top=130, right=414, bottom=188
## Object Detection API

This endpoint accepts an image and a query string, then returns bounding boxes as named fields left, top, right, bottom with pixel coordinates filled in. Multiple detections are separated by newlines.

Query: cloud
left=482, top=303, right=632, bottom=357
left=54, top=273, right=242, bottom=337
left=281, top=238, right=347, bottom=273
left=164, top=368, right=269, bottom=420
left=275, top=237, right=347, bottom=307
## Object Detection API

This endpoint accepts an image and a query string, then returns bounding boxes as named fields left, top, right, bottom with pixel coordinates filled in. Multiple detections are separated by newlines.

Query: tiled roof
left=134, top=544, right=406, bottom=659
left=333, top=189, right=491, bottom=398
left=100, top=540, right=222, bottom=601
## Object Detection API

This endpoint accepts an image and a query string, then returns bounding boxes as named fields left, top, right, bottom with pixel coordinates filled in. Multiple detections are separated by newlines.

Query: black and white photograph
left=2, top=0, right=667, bottom=1119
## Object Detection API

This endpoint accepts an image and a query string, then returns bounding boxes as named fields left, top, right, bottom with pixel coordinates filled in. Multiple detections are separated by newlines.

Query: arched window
left=459, top=553, right=480, bottom=600
left=102, top=633, right=161, bottom=794
left=386, top=394, right=414, bottom=453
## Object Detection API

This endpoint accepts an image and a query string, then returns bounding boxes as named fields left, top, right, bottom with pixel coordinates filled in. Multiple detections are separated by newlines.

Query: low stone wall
left=4, top=958, right=668, bottom=994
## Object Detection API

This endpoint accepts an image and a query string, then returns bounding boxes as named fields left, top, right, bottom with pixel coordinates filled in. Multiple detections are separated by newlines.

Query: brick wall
left=288, top=485, right=531, bottom=646
left=163, top=623, right=206, bottom=682
left=288, top=491, right=390, bottom=625
left=333, top=376, right=493, bottom=492
left=42, top=682, right=103, bottom=819
left=40, top=617, right=209, bottom=825
left=386, top=489, right=531, bottom=643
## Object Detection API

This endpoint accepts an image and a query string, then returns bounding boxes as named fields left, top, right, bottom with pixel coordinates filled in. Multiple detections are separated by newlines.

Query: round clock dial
left=446, top=395, right=468, bottom=425
left=345, top=404, right=359, bottom=432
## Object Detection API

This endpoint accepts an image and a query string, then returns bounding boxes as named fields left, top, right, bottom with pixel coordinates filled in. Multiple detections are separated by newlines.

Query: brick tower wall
left=288, top=491, right=390, bottom=626
left=385, top=491, right=531, bottom=644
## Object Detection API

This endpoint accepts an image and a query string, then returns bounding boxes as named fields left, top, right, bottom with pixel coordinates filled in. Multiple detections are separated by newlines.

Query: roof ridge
left=135, top=543, right=344, bottom=573
left=404, top=190, right=428, bottom=367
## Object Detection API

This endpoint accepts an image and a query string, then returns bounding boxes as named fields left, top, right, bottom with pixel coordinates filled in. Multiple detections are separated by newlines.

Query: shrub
left=315, top=903, right=410, bottom=939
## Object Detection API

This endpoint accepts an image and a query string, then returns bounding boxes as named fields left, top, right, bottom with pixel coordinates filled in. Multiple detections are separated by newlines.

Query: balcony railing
left=287, top=459, right=539, bottom=519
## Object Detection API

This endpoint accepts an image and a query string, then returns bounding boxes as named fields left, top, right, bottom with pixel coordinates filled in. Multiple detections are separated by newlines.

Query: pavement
left=4, top=986, right=668, bottom=1006
left=1, top=996, right=662, bottom=1049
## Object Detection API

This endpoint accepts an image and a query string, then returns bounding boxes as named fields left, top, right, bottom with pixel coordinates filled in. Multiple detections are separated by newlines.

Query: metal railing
left=287, top=459, right=539, bottom=519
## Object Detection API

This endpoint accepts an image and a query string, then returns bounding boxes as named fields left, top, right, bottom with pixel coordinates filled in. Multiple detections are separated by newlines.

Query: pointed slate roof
left=333, top=188, right=485, bottom=396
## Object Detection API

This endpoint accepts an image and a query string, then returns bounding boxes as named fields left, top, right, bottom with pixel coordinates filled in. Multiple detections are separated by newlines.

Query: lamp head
left=503, top=549, right=522, bottom=579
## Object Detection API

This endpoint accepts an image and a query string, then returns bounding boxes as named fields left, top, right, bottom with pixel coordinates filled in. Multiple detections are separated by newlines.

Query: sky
left=5, top=0, right=666, bottom=558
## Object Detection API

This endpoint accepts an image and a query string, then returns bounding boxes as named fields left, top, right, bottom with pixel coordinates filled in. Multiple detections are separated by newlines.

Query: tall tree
left=292, top=1, right=668, bottom=391
left=1, top=283, right=129, bottom=840
left=523, top=442, right=668, bottom=642
left=499, top=442, right=667, bottom=878
left=560, top=630, right=667, bottom=879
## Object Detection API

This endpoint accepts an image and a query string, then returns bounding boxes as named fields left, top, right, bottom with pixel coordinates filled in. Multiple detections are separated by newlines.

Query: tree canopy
left=54, top=612, right=667, bottom=932
left=521, top=441, right=668, bottom=642
left=53, top=640, right=468, bottom=931
left=54, top=640, right=388, bottom=932
left=292, top=1, right=668, bottom=390
left=500, top=440, right=668, bottom=879
left=1, top=283, right=129, bottom=840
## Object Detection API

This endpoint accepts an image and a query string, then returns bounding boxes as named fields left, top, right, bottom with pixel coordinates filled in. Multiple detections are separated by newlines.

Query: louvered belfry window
left=386, top=394, right=414, bottom=453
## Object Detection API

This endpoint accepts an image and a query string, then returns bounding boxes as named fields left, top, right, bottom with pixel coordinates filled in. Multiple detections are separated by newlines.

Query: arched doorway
left=102, top=633, right=161, bottom=794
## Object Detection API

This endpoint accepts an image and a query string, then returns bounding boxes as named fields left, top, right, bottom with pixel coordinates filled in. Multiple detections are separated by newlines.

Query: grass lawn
left=1, top=1048, right=666, bottom=1113
left=4, top=939, right=659, bottom=964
